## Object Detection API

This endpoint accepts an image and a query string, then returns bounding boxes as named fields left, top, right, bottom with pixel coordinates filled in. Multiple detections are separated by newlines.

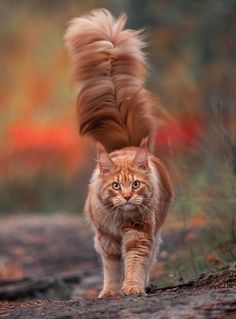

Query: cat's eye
left=112, top=182, right=121, bottom=190
left=132, top=180, right=140, bottom=189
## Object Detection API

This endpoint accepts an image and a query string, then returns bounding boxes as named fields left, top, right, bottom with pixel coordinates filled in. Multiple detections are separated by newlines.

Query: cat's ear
left=139, top=136, right=149, bottom=148
left=96, top=142, right=115, bottom=175
left=133, top=137, right=149, bottom=170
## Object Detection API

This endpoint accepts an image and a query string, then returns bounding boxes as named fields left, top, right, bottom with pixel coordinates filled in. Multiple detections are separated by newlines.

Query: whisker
left=101, top=210, right=112, bottom=225
left=144, top=197, right=171, bottom=206
left=139, top=203, right=153, bottom=214
left=137, top=205, right=145, bottom=222
left=113, top=208, right=119, bottom=223
left=101, top=204, right=119, bottom=224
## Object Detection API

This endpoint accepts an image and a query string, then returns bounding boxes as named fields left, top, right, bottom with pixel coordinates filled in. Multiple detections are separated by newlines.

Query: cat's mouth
left=119, top=203, right=136, bottom=211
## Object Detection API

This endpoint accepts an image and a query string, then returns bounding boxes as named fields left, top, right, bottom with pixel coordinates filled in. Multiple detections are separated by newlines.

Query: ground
left=0, top=214, right=235, bottom=319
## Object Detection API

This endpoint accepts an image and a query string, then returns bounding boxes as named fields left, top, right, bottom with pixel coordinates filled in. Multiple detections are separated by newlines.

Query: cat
left=65, top=9, right=173, bottom=298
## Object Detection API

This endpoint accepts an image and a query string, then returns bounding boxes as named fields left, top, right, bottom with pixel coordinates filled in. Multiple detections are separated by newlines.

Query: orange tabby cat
left=65, top=9, right=173, bottom=298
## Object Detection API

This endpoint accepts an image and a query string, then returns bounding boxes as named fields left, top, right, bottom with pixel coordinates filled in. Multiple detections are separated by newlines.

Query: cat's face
left=101, top=168, right=152, bottom=211
left=98, top=145, right=153, bottom=211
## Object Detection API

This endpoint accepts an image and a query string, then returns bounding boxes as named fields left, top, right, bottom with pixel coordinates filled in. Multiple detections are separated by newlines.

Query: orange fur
left=65, top=9, right=155, bottom=152
left=85, top=147, right=173, bottom=297
left=65, top=9, right=173, bottom=298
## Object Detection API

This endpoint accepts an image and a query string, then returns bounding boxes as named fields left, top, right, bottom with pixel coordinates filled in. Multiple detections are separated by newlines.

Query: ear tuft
left=96, top=142, right=115, bottom=175
left=133, top=146, right=149, bottom=171
left=139, top=136, right=149, bottom=148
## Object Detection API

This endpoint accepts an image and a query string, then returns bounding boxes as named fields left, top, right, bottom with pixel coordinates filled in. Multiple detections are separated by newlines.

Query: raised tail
left=65, top=9, right=155, bottom=152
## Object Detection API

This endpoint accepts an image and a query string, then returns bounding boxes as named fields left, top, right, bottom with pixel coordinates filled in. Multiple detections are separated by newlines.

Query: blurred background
left=0, top=0, right=236, bottom=288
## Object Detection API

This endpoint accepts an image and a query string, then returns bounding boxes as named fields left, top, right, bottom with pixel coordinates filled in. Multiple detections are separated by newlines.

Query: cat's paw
left=98, top=289, right=124, bottom=298
left=122, top=284, right=145, bottom=296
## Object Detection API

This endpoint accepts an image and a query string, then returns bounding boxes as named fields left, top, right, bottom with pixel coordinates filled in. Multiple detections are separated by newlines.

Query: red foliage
left=155, top=115, right=202, bottom=153
left=1, top=114, right=203, bottom=176
left=190, top=212, right=206, bottom=227
left=5, top=121, right=87, bottom=174
left=9, top=122, right=75, bottom=153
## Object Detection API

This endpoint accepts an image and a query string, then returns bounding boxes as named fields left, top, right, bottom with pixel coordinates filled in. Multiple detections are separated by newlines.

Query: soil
left=1, top=284, right=236, bottom=319
left=0, top=214, right=235, bottom=319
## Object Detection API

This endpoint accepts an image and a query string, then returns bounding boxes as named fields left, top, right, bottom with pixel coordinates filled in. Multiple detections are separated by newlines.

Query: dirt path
left=1, top=287, right=236, bottom=319
left=0, top=214, right=235, bottom=318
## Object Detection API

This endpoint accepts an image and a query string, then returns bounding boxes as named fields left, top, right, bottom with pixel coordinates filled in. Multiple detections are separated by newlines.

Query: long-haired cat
left=65, top=9, right=173, bottom=298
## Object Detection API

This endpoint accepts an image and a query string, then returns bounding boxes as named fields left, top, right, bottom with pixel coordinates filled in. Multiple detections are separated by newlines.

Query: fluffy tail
left=65, top=9, right=155, bottom=152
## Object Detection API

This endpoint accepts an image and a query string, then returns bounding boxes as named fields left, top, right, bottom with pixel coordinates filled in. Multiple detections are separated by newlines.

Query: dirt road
left=0, top=214, right=235, bottom=318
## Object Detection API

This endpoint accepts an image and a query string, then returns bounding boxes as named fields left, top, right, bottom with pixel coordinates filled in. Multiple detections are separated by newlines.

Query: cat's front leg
left=122, top=228, right=153, bottom=296
left=98, top=254, right=123, bottom=298
left=95, top=232, right=123, bottom=298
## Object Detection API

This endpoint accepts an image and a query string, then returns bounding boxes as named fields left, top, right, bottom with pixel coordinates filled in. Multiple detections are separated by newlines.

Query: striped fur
left=65, top=9, right=173, bottom=297
left=85, top=146, right=172, bottom=297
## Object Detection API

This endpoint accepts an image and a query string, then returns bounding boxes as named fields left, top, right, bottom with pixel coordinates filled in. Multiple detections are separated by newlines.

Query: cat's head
left=97, top=139, right=153, bottom=211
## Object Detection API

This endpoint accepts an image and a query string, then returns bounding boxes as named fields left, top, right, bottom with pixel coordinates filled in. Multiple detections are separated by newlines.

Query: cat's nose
left=124, top=195, right=131, bottom=201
